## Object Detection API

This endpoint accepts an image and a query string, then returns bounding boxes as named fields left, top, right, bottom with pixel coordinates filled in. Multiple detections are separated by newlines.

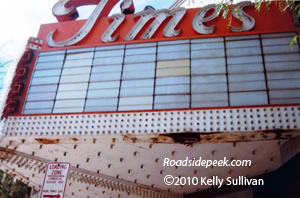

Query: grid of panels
left=191, top=37, right=227, bottom=108
left=23, top=32, right=300, bottom=114
left=54, top=48, right=94, bottom=113
left=86, top=45, right=124, bottom=112
left=120, top=43, right=156, bottom=111
left=155, top=40, right=190, bottom=109
left=24, top=50, right=65, bottom=114
left=226, top=35, right=268, bottom=106
left=262, top=33, right=300, bottom=105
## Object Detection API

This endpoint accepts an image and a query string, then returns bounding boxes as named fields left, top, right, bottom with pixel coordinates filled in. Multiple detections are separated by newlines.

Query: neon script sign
left=47, top=0, right=255, bottom=47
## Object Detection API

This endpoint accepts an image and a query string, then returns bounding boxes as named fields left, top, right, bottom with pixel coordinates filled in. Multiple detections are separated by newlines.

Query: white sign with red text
left=40, top=162, right=70, bottom=198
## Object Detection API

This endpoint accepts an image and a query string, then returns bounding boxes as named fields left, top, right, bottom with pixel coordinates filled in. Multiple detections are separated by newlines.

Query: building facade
left=0, top=1, right=300, bottom=198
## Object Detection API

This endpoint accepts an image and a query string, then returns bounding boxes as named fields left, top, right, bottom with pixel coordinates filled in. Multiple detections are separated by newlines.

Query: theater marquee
left=47, top=0, right=256, bottom=47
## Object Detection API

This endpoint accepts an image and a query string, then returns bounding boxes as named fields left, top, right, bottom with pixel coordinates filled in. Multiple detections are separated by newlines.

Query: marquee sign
left=47, top=0, right=255, bottom=47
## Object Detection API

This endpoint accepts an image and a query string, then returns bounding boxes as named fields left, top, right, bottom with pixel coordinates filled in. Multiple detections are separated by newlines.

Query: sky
left=0, top=0, right=174, bottom=61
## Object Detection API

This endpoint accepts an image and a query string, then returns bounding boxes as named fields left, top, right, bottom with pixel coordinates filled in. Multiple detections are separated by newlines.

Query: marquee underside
left=0, top=107, right=300, bottom=197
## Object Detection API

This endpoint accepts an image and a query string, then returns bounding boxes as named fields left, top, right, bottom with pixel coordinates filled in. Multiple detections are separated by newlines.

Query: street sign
left=40, top=162, right=70, bottom=198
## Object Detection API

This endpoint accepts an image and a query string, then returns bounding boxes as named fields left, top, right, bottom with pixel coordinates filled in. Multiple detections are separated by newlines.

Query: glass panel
left=85, top=106, right=117, bottom=112
left=226, top=39, right=260, bottom=48
left=118, top=105, right=152, bottom=111
left=27, top=92, right=56, bottom=101
left=226, top=47, right=261, bottom=57
left=192, top=83, right=227, bottom=93
left=64, top=59, right=93, bottom=67
left=120, top=87, right=153, bottom=97
left=56, top=91, right=87, bottom=99
left=154, top=103, right=189, bottom=109
left=192, top=93, right=228, bottom=108
left=65, top=52, right=94, bottom=60
left=158, top=39, right=189, bottom=45
left=119, top=96, right=152, bottom=105
left=230, top=91, right=268, bottom=106
left=227, top=56, right=263, bottom=65
left=158, top=44, right=189, bottom=53
left=126, top=47, right=156, bottom=55
left=62, top=67, right=91, bottom=76
left=31, top=76, right=60, bottom=85
left=261, top=32, right=295, bottom=38
left=267, top=71, right=300, bottom=80
left=155, top=84, right=190, bottom=94
left=229, top=81, right=266, bottom=92
left=121, top=79, right=154, bottom=88
left=229, top=73, right=265, bottom=82
left=87, top=89, right=119, bottom=98
left=23, top=109, right=52, bottom=114
left=269, top=90, right=300, bottom=99
left=265, top=61, right=300, bottom=72
left=123, top=71, right=154, bottom=80
left=126, top=42, right=156, bottom=48
left=156, top=67, right=190, bottom=77
left=54, top=99, right=85, bottom=108
left=192, top=101, right=228, bottom=108
left=192, top=75, right=226, bottom=84
left=29, top=85, right=58, bottom=93
left=191, top=49, right=225, bottom=59
left=33, top=69, right=61, bottom=78
left=192, top=93, right=228, bottom=102
left=35, top=61, right=64, bottom=70
left=157, top=51, right=189, bottom=61
left=225, top=35, right=259, bottom=40
left=264, top=54, right=300, bottom=62
left=228, top=63, right=264, bottom=73
left=39, top=50, right=65, bottom=56
left=192, top=42, right=223, bottom=50
left=53, top=107, right=84, bottom=113
left=263, top=45, right=299, bottom=54
left=58, top=83, right=88, bottom=91
left=92, top=65, right=122, bottom=73
left=192, top=37, right=224, bottom=43
left=94, top=50, right=124, bottom=58
left=157, top=59, right=189, bottom=69
left=262, top=37, right=297, bottom=46
left=89, top=81, right=120, bottom=89
left=124, top=54, right=156, bottom=64
left=93, top=57, right=123, bottom=66
left=60, top=74, right=89, bottom=83
left=96, top=44, right=125, bottom=50
left=192, top=58, right=226, bottom=74
left=155, top=95, right=189, bottom=103
left=123, top=63, right=155, bottom=72
left=90, top=72, right=121, bottom=82
left=270, top=98, right=300, bottom=105
left=85, top=98, right=118, bottom=107
left=24, top=101, right=54, bottom=109
left=156, top=76, right=189, bottom=86
left=268, top=79, right=300, bottom=89
left=37, top=54, right=64, bottom=62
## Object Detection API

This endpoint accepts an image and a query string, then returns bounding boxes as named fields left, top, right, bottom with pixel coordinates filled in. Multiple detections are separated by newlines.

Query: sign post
left=40, top=162, right=70, bottom=198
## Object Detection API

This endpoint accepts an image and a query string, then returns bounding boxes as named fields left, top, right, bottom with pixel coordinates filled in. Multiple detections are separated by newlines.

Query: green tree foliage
left=0, top=170, right=31, bottom=198
left=212, top=0, right=300, bottom=47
